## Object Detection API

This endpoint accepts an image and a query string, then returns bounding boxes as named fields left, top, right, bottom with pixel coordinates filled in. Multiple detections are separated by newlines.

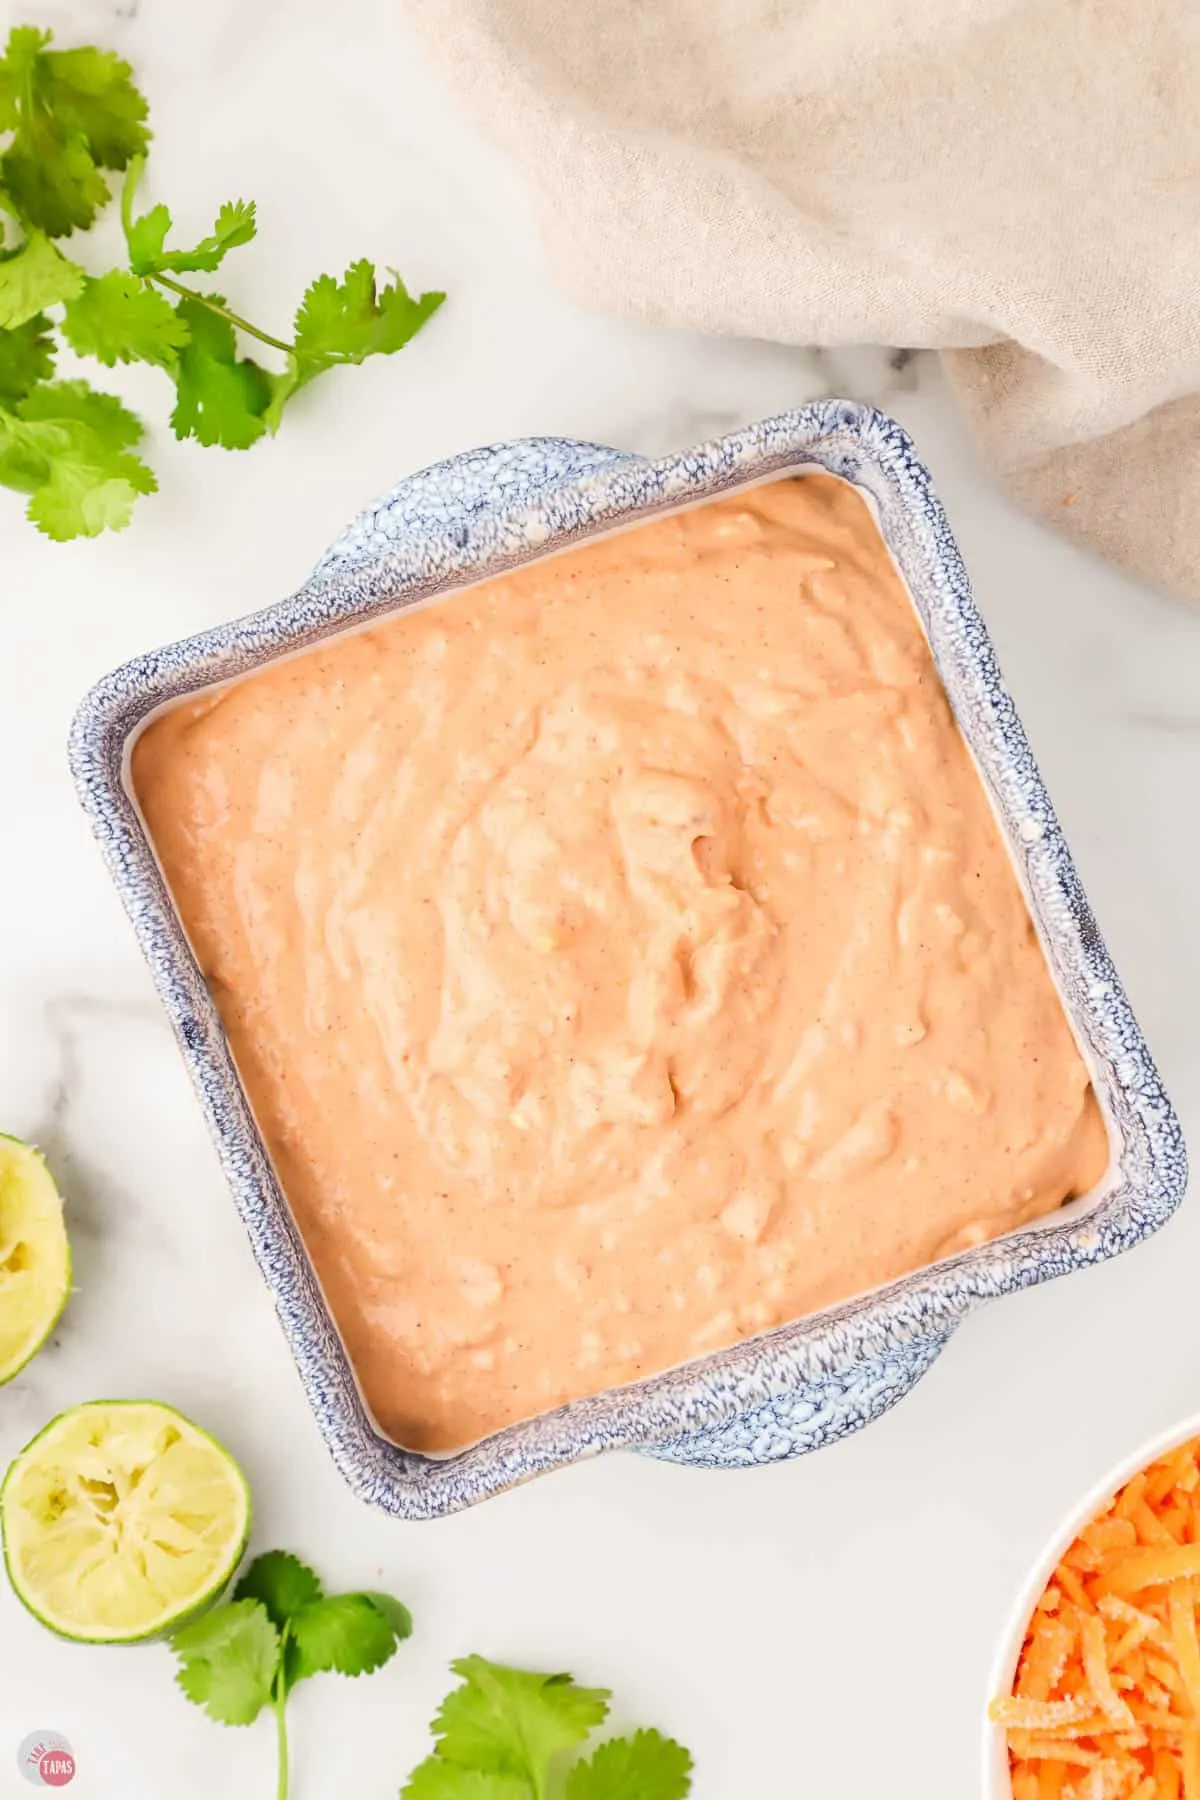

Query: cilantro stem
left=273, top=1680, right=289, bottom=1800
left=120, top=158, right=292, bottom=358
left=143, top=273, right=294, bottom=355
left=120, top=155, right=144, bottom=242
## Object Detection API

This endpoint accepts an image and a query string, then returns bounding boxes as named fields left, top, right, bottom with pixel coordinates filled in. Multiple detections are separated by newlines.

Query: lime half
left=0, top=1134, right=71, bottom=1385
left=1, top=1400, right=251, bottom=1642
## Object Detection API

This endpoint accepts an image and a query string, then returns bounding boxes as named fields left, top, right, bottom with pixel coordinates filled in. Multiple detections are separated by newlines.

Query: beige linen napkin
left=406, top=0, right=1200, bottom=601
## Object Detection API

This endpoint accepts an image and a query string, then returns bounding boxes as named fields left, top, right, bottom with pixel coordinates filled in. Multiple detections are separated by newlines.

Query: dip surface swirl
left=133, top=475, right=1107, bottom=1450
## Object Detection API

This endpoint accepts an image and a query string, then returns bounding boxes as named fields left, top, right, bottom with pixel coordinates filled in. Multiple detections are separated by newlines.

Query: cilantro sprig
left=170, top=1586, right=694, bottom=1800
left=403, top=1656, right=694, bottom=1800
left=0, top=24, right=444, bottom=540
left=170, top=1549, right=412, bottom=1800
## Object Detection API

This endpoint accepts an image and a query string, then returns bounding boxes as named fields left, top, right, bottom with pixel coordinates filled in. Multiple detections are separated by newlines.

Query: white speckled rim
left=983, top=1409, right=1200, bottom=1799
left=69, top=401, right=1186, bottom=1518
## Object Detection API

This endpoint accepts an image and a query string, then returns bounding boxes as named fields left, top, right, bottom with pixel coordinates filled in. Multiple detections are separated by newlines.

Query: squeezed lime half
left=1, top=1400, right=251, bottom=1642
left=0, top=1133, right=71, bottom=1385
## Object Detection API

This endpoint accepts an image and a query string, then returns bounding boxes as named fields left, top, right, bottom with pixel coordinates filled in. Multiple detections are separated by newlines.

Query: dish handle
left=313, top=437, right=642, bottom=579
left=641, top=1324, right=958, bottom=1468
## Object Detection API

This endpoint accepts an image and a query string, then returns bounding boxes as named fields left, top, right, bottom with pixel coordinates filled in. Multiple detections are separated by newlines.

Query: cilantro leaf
left=33, top=43, right=150, bottom=170
left=285, top=1594, right=402, bottom=1686
left=232, top=1551, right=322, bottom=1629
left=431, top=1658, right=610, bottom=1786
left=168, top=293, right=271, bottom=449
left=1, top=129, right=109, bottom=241
left=18, top=376, right=142, bottom=446
left=0, top=314, right=55, bottom=404
left=122, top=202, right=168, bottom=271
left=169, top=1600, right=280, bottom=1726
left=61, top=270, right=189, bottom=367
left=0, top=26, right=148, bottom=237
left=0, top=377, right=155, bottom=539
left=0, top=26, right=48, bottom=115
left=0, top=411, right=57, bottom=493
left=564, top=1731, right=694, bottom=1800
left=0, top=37, right=21, bottom=134
left=358, top=1591, right=414, bottom=1641
left=402, top=1763, right=530, bottom=1800
left=402, top=1662, right=691, bottom=1800
left=127, top=194, right=257, bottom=276
left=264, top=259, right=443, bottom=427
left=122, top=199, right=170, bottom=273
left=0, top=230, right=84, bottom=328
left=24, top=435, right=150, bottom=540
left=292, top=260, right=444, bottom=366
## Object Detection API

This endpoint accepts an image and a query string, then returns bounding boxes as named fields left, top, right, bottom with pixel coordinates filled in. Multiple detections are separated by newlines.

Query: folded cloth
left=405, top=0, right=1200, bottom=601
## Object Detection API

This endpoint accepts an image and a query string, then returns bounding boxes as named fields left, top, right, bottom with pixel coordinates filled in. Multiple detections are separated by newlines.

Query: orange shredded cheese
left=994, top=1437, right=1200, bottom=1799
left=1170, top=1584, right=1200, bottom=1716
left=1097, top=1546, right=1200, bottom=1602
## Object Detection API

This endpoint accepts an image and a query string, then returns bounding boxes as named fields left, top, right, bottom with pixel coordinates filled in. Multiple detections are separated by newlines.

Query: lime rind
left=1, top=1399, right=251, bottom=1643
left=0, top=1133, right=71, bottom=1386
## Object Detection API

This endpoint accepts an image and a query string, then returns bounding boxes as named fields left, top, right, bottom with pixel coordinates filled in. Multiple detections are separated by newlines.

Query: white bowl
left=983, top=1409, right=1200, bottom=1797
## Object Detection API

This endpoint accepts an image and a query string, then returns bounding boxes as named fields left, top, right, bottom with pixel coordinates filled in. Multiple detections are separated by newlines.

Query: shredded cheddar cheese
left=993, top=1438, right=1200, bottom=1799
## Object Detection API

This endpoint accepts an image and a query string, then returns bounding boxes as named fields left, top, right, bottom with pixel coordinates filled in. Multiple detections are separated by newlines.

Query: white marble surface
left=4, top=1, right=1200, bottom=1796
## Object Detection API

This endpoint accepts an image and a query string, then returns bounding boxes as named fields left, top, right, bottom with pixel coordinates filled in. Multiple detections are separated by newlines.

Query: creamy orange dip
left=133, top=474, right=1107, bottom=1451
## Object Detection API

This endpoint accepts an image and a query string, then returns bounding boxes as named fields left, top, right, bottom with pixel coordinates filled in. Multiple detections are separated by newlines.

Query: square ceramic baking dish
left=69, top=401, right=1186, bottom=1519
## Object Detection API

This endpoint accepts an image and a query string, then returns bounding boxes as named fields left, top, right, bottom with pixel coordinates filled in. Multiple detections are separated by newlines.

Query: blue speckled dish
left=69, top=402, right=1187, bottom=1519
